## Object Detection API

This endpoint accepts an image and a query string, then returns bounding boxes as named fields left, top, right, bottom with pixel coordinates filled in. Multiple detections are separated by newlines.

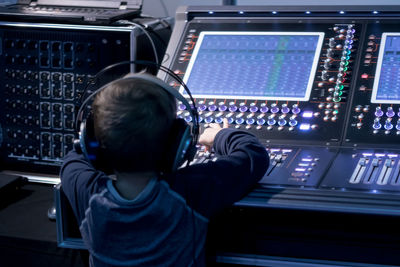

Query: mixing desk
left=157, top=5, right=400, bottom=265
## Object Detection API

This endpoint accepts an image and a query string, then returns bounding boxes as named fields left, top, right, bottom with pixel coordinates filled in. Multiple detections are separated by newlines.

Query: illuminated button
left=386, top=107, right=395, bottom=118
left=257, top=118, right=266, bottom=125
left=281, top=104, right=290, bottom=114
left=373, top=118, right=382, bottom=130
left=318, top=103, right=325, bottom=109
left=235, top=117, right=244, bottom=124
left=228, top=105, right=238, bottom=112
left=215, top=117, right=223, bottom=124
left=249, top=104, right=258, bottom=113
left=302, top=111, right=313, bottom=118
left=246, top=118, right=255, bottom=125
left=270, top=104, right=279, bottom=113
left=267, top=116, right=276, bottom=126
left=356, top=122, right=363, bottom=128
left=375, top=107, right=383, bottom=117
left=384, top=119, right=393, bottom=130
left=331, top=116, right=338, bottom=122
left=289, top=119, right=298, bottom=127
left=198, top=104, right=207, bottom=111
left=336, top=44, right=343, bottom=49
left=239, top=104, right=248, bottom=113
left=184, top=116, right=192, bottom=123
left=178, top=103, right=186, bottom=110
left=218, top=103, right=227, bottom=112
left=260, top=104, right=269, bottom=113
left=358, top=113, right=364, bottom=119
left=278, top=116, right=287, bottom=126
left=324, top=58, right=332, bottom=69
left=299, top=123, right=310, bottom=131
left=363, top=106, right=369, bottom=113
left=292, top=104, right=301, bottom=114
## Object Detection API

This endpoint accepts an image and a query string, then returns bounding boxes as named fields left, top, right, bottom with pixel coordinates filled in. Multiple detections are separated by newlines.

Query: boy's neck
left=114, top=171, right=156, bottom=200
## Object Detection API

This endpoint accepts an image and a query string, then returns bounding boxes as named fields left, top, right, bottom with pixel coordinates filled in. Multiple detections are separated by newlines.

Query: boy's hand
left=199, top=118, right=229, bottom=150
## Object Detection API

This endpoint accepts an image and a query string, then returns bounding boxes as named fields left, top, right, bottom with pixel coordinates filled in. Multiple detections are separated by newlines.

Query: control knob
left=386, top=107, right=395, bottom=118
left=384, top=119, right=393, bottom=130
left=372, top=118, right=382, bottom=130
left=291, top=104, right=301, bottom=114
left=260, top=103, right=268, bottom=113
left=270, top=103, right=279, bottom=113
left=281, top=104, right=290, bottom=114
left=374, top=106, right=384, bottom=117
left=267, top=115, right=276, bottom=126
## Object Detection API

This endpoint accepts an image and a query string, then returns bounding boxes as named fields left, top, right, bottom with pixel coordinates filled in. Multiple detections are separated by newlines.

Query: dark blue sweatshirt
left=60, top=128, right=269, bottom=266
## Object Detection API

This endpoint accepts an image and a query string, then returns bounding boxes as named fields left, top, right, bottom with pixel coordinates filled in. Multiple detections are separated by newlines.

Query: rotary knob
left=375, top=106, right=384, bottom=117
left=260, top=103, right=269, bottom=113
left=267, top=115, right=276, bottom=126
left=386, top=107, right=395, bottom=118
left=270, top=103, right=279, bottom=113
left=384, top=119, right=393, bottom=130
left=292, top=104, right=301, bottom=114
left=373, top=118, right=382, bottom=130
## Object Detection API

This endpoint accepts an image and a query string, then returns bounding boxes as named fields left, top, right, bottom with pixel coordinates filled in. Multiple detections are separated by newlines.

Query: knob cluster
left=371, top=106, right=400, bottom=134
left=177, top=100, right=306, bottom=130
left=323, top=24, right=355, bottom=103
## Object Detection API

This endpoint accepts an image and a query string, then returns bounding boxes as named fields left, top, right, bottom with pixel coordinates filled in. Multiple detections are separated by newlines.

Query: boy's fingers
left=223, top=118, right=229, bottom=128
left=209, top=123, right=222, bottom=129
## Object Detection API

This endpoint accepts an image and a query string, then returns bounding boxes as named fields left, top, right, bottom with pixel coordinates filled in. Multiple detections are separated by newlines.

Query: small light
left=208, top=11, right=214, bottom=14
left=295, top=168, right=306, bottom=172
left=299, top=123, right=311, bottom=131
left=371, top=190, right=378, bottom=194
left=373, top=11, right=379, bottom=14
left=239, top=11, right=244, bottom=14
left=339, top=11, right=345, bottom=14
left=302, top=111, right=313, bottom=118
left=375, top=153, right=385, bottom=157
left=272, top=11, right=277, bottom=15
left=305, top=11, right=311, bottom=14
left=362, top=153, right=373, bottom=157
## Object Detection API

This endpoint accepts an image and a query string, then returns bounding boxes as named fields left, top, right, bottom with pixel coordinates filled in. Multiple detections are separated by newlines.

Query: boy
left=60, top=76, right=269, bottom=266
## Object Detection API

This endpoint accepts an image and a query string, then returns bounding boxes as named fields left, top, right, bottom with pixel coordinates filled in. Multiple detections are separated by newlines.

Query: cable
left=159, top=0, right=169, bottom=17
left=113, top=20, right=160, bottom=66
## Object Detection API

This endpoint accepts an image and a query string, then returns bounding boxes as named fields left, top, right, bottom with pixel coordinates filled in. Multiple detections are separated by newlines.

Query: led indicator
left=302, top=111, right=313, bottom=118
left=299, top=123, right=311, bottom=130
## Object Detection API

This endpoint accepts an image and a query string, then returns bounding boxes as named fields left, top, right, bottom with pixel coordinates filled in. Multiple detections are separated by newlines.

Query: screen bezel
left=181, top=31, right=325, bottom=101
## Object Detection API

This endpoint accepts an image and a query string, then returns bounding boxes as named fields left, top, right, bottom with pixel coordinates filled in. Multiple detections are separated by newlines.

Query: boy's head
left=92, top=77, right=176, bottom=173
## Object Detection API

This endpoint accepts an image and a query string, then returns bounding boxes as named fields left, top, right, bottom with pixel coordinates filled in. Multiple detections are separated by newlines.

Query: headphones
left=74, top=61, right=199, bottom=174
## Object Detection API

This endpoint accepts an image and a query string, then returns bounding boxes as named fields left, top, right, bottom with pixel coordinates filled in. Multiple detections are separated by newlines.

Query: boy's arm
left=60, top=150, right=107, bottom=223
left=170, top=127, right=269, bottom=219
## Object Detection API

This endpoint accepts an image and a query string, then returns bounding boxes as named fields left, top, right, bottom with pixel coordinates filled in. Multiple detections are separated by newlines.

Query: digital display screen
left=372, top=33, right=400, bottom=104
left=182, top=31, right=324, bottom=101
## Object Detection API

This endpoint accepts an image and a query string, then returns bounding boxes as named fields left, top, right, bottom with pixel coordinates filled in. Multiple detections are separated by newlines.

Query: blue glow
left=208, top=11, right=214, bottom=14
left=295, top=168, right=306, bottom=172
left=89, top=141, right=99, bottom=148
left=272, top=11, right=278, bottom=14
left=299, top=123, right=311, bottom=131
left=305, top=11, right=311, bottom=14
left=373, top=11, right=379, bottom=14
left=339, top=11, right=345, bottom=14
left=239, top=11, right=244, bottom=14
left=302, top=111, right=313, bottom=118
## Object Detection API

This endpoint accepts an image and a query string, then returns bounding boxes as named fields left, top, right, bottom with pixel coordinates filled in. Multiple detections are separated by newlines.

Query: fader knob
left=373, top=118, right=382, bottom=130
left=386, top=107, right=395, bottom=118
left=375, top=106, right=384, bottom=117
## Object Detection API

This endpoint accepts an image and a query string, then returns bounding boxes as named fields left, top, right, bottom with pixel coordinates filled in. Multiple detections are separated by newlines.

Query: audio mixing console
left=161, top=5, right=400, bottom=197
left=157, top=6, right=400, bottom=265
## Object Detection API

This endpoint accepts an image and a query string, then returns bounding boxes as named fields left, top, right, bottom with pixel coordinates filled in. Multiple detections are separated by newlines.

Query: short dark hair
left=92, top=77, right=176, bottom=173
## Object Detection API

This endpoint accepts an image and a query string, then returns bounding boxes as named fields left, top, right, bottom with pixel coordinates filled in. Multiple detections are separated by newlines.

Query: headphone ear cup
left=78, top=115, right=113, bottom=174
left=162, top=118, right=196, bottom=173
